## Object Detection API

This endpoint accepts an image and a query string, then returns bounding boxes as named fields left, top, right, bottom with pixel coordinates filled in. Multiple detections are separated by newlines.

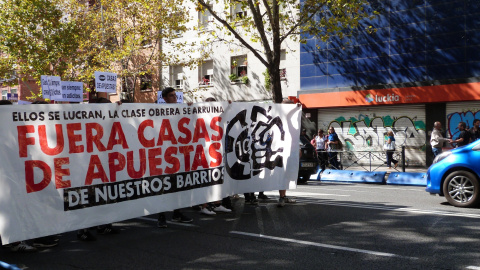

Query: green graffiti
left=414, top=121, right=426, bottom=130
left=382, top=116, right=394, bottom=127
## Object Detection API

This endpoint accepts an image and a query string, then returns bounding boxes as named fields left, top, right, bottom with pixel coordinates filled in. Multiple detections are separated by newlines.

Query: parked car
left=298, top=135, right=319, bottom=184
left=426, top=140, right=480, bottom=207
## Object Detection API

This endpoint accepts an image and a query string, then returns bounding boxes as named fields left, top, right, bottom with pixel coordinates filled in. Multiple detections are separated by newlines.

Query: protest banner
left=0, top=102, right=300, bottom=244
left=58, top=81, right=83, bottom=102
left=94, top=71, right=117, bottom=93
left=40, top=75, right=62, bottom=100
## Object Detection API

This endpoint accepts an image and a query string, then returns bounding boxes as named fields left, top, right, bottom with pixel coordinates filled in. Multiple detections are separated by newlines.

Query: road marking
left=136, top=216, right=199, bottom=227
left=466, top=267, right=480, bottom=270
left=295, top=199, right=480, bottom=219
left=230, top=231, right=416, bottom=259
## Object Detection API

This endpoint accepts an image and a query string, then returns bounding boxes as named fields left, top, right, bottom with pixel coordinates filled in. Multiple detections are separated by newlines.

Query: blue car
left=426, top=140, right=480, bottom=207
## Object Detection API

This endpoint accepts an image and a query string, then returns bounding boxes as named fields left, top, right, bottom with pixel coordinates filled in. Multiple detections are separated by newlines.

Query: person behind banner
left=157, top=87, right=194, bottom=228
left=326, top=127, right=341, bottom=170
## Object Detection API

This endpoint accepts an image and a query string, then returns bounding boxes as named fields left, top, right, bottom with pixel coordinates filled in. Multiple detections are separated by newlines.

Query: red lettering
left=38, top=124, right=64, bottom=156
left=179, top=145, right=194, bottom=171
left=86, top=123, right=106, bottom=153
left=108, top=152, right=125, bottom=182
left=138, top=120, right=155, bottom=148
left=54, top=157, right=71, bottom=189
left=17, top=125, right=35, bottom=158
left=157, top=119, right=177, bottom=146
left=85, top=155, right=109, bottom=185
left=191, top=144, right=209, bottom=171
left=148, top=147, right=163, bottom=176
left=25, top=160, right=51, bottom=193
left=164, top=146, right=180, bottom=174
left=178, top=118, right=192, bottom=144
left=127, top=149, right=147, bottom=178
left=210, top=117, right=223, bottom=141
left=67, top=123, right=84, bottom=154
left=192, top=118, right=210, bottom=143
left=209, top=142, right=222, bottom=167
left=107, top=122, right=129, bottom=150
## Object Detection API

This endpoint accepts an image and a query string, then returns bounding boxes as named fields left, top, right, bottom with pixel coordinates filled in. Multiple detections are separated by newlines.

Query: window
left=122, top=77, right=134, bottom=93
left=231, top=3, right=247, bottom=20
left=198, top=4, right=213, bottom=30
left=2, top=90, right=7, bottom=100
left=231, top=55, right=248, bottom=79
left=280, top=50, right=287, bottom=80
left=198, top=60, right=214, bottom=86
left=140, top=73, right=152, bottom=91
left=170, top=65, right=184, bottom=89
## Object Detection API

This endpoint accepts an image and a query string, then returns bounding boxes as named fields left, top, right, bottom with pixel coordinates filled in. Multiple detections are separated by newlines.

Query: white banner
left=58, top=81, right=83, bottom=102
left=0, top=102, right=300, bottom=244
left=40, top=75, right=62, bottom=100
left=94, top=71, right=117, bottom=93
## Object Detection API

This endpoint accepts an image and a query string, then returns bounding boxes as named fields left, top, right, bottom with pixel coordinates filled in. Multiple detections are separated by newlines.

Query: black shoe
left=33, top=236, right=59, bottom=248
left=172, top=213, right=193, bottom=223
left=77, top=230, right=96, bottom=241
left=157, top=214, right=167, bottom=228
left=258, top=193, right=269, bottom=200
left=97, top=225, right=119, bottom=235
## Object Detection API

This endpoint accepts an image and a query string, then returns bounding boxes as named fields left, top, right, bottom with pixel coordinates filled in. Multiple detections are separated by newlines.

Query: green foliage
left=229, top=73, right=238, bottom=81
left=196, top=0, right=378, bottom=103
left=240, top=76, right=249, bottom=84
left=263, top=69, right=271, bottom=91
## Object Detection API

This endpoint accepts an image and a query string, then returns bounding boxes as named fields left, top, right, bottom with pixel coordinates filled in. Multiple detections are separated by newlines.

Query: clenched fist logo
left=225, top=106, right=285, bottom=180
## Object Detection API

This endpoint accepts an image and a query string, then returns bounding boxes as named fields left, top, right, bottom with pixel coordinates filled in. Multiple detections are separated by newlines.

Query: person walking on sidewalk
left=385, top=130, right=398, bottom=169
left=430, top=121, right=449, bottom=158
left=314, top=129, right=328, bottom=171
left=451, top=121, right=470, bottom=148
left=326, top=127, right=341, bottom=170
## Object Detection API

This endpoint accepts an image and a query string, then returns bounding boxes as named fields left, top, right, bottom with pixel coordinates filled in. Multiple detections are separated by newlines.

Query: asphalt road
left=2, top=181, right=480, bottom=270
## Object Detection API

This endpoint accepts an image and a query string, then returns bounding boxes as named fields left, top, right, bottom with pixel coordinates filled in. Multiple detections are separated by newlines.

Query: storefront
left=299, top=82, right=480, bottom=167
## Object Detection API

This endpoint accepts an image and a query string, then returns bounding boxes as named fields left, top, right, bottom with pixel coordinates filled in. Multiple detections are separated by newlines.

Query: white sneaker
left=213, top=205, right=232, bottom=213
left=200, top=207, right=216, bottom=215
left=10, top=241, right=37, bottom=252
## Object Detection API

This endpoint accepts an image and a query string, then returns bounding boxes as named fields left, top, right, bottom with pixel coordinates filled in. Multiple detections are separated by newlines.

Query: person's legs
left=328, top=152, right=339, bottom=169
left=432, top=147, right=442, bottom=157
left=172, top=209, right=193, bottom=223
left=386, top=151, right=393, bottom=168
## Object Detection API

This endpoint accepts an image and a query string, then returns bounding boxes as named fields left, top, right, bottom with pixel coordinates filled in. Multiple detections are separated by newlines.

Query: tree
left=0, top=0, right=200, bottom=100
left=196, top=0, right=378, bottom=103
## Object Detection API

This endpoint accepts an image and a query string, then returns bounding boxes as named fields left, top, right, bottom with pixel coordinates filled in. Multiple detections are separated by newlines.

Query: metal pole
left=402, top=146, right=406, bottom=172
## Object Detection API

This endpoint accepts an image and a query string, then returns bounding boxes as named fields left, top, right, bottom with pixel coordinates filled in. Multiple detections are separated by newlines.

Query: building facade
left=299, top=0, right=480, bottom=166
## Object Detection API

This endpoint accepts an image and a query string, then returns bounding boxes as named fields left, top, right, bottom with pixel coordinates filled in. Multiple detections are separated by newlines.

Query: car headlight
left=433, top=151, right=452, bottom=164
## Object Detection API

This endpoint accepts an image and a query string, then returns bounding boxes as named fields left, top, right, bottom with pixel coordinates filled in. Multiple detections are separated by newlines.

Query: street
left=2, top=181, right=480, bottom=270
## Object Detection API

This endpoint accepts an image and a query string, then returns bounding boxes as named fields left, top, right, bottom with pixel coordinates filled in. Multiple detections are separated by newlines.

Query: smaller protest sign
left=95, top=71, right=117, bottom=93
left=41, top=75, right=62, bottom=100
left=59, top=81, right=83, bottom=102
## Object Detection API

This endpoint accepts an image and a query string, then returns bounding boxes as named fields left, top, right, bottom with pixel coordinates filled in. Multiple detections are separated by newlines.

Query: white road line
left=466, top=266, right=480, bottom=270
left=136, top=216, right=199, bottom=227
left=295, top=199, right=480, bottom=219
left=230, top=231, right=417, bottom=259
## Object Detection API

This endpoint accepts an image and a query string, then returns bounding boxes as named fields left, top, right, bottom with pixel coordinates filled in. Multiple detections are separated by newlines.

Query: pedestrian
left=451, top=121, right=470, bottom=148
left=157, top=87, right=193, bottom=227
left=430, top=121, right=449, bottom=157
left=468, top=119, right=480, bottom=142
left=384, top=130, right=398, bottom=169
left=326, top=127, right=341, bottom=170
left=313, top=129, right=328, bottom=171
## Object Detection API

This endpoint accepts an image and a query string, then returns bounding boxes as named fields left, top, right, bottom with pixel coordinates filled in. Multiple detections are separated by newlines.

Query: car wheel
left=442, top=171, right=480, bottom=207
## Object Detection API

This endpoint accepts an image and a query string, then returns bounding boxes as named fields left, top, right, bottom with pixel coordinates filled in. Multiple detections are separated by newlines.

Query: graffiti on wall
left=447, top=110, right=480, bottom=139
left=319, top=115, right=426, bottom=151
